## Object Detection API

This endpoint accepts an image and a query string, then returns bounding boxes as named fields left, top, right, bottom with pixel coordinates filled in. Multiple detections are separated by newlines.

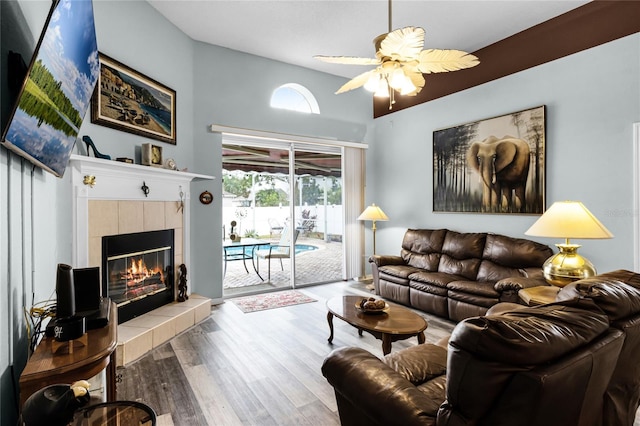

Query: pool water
left=293, top=244, right=319, bottom=254
left=225, top=244, right=318, bottom=256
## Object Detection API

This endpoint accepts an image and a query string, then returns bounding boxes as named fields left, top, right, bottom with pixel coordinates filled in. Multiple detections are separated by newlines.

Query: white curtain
left=343, top=146, right=365, bottom=279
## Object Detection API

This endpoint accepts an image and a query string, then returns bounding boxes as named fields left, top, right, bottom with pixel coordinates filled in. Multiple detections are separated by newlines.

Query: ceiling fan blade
left=416, top=49, right=480, bottom=74
left=379, top=27, right=425, bottom=61
left=335, top=69, right=378, bottom=94
left=314, top=55, right=380, bottom=66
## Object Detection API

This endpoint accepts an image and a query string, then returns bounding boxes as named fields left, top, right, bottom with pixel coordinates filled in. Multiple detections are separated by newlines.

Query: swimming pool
left=224, top=244, right=318, bottom=257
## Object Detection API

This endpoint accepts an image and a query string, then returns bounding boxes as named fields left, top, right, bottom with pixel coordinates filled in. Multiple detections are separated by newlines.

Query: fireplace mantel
left=69, top=155, right=213, bottom=201
left=69, top=154, right=214, bottom=268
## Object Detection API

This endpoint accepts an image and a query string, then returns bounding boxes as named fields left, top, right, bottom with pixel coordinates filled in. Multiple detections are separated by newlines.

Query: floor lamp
left=357, top=204, right=389, bottom=282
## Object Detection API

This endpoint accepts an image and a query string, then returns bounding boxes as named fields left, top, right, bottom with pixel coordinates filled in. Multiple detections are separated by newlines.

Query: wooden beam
left=374, top=1, right=640, bottom=117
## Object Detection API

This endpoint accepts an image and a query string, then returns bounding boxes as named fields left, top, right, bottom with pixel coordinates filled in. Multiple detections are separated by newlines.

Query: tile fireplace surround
left=69, top=155, right=214, bottom=365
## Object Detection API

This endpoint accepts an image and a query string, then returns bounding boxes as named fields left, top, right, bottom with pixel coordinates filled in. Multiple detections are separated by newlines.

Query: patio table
left=223, top=238, right=269, bottom=278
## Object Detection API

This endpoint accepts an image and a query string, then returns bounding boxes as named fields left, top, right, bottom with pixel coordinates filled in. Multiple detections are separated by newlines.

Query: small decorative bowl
left=355, top=301, right=389, bottom=314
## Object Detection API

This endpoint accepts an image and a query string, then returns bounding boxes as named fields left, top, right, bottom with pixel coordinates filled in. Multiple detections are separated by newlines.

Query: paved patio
left=223, top=236, right=344, bottom=297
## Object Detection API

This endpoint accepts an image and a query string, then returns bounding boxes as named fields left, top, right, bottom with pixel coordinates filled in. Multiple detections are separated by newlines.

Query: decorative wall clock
left=199, top=191, right=213, bottom=205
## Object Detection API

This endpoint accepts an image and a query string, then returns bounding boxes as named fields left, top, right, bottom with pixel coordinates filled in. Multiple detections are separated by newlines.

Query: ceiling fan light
left=364, top=73, right=381, bottom=92
left=399, top=78, right=417, bottom=95
left=388, top=68, right=408, bottom=90
left=388, top=68, right=416, bottom=95
left=373, top=79, right=390, bottom=98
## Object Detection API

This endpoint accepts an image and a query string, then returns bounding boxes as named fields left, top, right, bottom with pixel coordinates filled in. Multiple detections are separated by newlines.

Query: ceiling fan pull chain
left=388, top=0, right=392, bottom=33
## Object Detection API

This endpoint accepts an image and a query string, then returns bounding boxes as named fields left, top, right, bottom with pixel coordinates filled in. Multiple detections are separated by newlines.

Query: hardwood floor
left=116, top=281, right=455, bottom=425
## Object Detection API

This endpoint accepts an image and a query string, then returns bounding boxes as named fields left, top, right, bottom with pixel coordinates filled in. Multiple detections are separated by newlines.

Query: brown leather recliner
left=556, top=270, right=640, bottom=426
left=322, top=299, right=624, bottom=426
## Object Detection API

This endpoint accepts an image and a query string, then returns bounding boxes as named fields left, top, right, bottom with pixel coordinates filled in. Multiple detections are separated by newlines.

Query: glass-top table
left=223, top=238, right=269, bottom=279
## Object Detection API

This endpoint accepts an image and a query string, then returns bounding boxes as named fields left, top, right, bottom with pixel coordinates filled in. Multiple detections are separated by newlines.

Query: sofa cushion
left=408, top=271, right=462, bottom=289
left=378, top=265, right=423, bottom=285
left=447, top=280, right=500, bottom=299
left=450, top=299, right=610, bottom=365
left=482, top=233, right=553, bottom=268
left=598, top=269, right=640, bottom=288
left=476, top=260, right=525, bottom=282
left=383, top=344, right=447, bottom=385
left=383, top=344, right=448, bottom=416
left=438, top=254, right=481, bottom=280
left=441, top=231, right=486, bottom=259
left=409, top=280, right=448, bottom=297
left=557, top=272, right=640, bottom=321
left=415, top=375, right=446, bottom=415
left=401, top=229, right=447, bottom=270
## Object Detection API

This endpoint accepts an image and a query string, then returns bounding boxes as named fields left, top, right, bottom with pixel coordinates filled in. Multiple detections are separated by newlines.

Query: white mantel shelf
left=69, top=155, right=214, bottom=202
left=69, top=154, right=214, bottom=268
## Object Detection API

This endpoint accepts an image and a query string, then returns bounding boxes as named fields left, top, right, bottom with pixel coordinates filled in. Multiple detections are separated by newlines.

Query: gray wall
left=368, top=33, right=640, bottom=274
left=80, top=0, right=196, bottom=167
left=2, top=0, right=637, bottom=423
left=190, top=41, right=373, bottom=300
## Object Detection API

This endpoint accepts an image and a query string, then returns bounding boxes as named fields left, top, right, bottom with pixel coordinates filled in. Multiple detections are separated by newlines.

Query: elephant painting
left=466, top=135, right=530, bottom=213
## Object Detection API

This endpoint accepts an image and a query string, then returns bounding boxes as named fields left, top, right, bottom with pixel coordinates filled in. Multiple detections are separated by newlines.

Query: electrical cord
left=25, top=298, right=56, bottom=355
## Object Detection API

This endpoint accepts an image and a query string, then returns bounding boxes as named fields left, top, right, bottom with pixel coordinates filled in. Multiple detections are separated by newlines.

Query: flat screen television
left=1, top=0, right=99, bottom=177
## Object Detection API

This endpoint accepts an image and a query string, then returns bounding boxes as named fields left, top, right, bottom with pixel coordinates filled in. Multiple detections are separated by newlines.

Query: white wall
left=367, top=34, right=640, bottom=274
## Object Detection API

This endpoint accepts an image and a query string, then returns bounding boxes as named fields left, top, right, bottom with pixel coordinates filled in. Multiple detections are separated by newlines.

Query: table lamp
left=525, top=200, right=613, bottom=287
left=358, top=203, right=389, bottom=256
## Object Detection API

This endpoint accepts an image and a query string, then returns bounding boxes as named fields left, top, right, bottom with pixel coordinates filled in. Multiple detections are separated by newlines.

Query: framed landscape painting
left=433, top=105, right=545, bottom=214
left=91, top=53, right=176, bottom=144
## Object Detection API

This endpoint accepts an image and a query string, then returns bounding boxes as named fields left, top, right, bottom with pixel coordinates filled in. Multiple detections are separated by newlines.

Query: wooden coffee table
left=326, top=295, right=428, bottom=355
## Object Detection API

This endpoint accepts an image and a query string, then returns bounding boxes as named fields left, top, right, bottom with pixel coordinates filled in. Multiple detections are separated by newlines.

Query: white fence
left=222, top=205, right=344, bottom=240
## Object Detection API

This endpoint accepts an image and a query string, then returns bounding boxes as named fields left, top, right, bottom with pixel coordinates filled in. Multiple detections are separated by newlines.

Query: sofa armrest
left=322, top=347, right=441, bottom=425
left=495, top=276, right=549, bottom=292
left=369, top=255, right=405, bottom=267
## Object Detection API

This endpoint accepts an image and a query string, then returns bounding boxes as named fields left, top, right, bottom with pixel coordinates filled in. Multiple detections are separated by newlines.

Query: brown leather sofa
left=369, top=229, right=553, bottom=322
left=322, top=297, right=625, bottom=426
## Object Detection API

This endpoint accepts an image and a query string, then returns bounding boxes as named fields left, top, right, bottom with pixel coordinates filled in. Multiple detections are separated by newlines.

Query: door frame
left=213, top=125, right=368, bottom=285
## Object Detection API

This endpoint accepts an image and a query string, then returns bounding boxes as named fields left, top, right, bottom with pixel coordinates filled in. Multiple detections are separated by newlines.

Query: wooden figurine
left=178, top=263, right=188, bottom=302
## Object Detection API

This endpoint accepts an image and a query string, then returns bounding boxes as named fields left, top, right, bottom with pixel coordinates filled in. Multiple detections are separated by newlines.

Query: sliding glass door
left=292, top=149, right=343, bottom=286
left=222, top=141, right=344, bottom=296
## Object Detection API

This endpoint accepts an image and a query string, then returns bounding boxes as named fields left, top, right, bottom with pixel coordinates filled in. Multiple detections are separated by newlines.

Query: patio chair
left=268, top=218, right=284, bottom=237
left=296, top=209, right=317, bottom=236
left=254, top=226, right=300, bottom=281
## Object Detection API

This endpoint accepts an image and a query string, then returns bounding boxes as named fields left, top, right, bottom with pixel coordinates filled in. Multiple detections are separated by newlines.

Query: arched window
left=270, top=83, right=320, bottom=114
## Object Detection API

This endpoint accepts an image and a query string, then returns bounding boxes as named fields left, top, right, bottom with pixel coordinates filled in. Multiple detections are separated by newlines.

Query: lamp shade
left=357, top=204, right=389, bottom=222
left=525, top=201, right=613, bottom=287
left=525, top=201, right=613, bottom=239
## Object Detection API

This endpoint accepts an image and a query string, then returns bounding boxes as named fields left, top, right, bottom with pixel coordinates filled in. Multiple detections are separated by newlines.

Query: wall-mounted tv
left=1, top=0, right=99, bottom=177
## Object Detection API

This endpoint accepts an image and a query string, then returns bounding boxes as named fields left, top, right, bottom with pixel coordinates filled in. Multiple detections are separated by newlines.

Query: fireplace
left=102, top=229, right=175, bottom=324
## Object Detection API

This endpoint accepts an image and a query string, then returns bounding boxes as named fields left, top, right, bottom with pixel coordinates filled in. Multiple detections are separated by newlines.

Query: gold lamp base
left=542, top=244, right=597, bottom=287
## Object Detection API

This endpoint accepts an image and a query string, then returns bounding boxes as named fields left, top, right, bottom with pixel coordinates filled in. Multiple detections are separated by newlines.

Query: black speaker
left=73, top=267, right=101, bottom=313
left=55, top=264, right=75, bottom=319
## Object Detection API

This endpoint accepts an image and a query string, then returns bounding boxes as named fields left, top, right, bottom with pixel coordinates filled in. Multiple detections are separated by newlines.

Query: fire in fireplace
left=102, top=229, right=175, bottom=323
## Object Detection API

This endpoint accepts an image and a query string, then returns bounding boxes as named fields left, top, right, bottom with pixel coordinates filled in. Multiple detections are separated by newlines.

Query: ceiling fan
left=315, top=0, right=480, bottom=110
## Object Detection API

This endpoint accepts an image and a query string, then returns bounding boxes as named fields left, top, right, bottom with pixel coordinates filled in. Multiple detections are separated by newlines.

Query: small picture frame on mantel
left=141, top=143, right=163, bottom=167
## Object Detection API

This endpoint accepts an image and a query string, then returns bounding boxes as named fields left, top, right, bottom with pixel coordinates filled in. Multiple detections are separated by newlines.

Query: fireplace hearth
left=103, top=229, right=175, bottom=324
